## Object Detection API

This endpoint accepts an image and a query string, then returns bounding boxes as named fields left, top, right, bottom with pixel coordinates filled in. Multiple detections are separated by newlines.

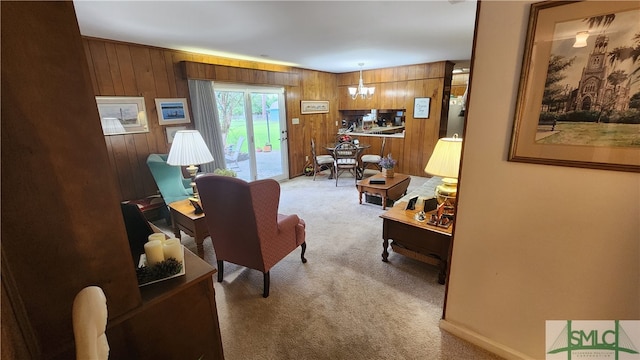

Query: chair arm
left=277, top=213, right=300, bottom=230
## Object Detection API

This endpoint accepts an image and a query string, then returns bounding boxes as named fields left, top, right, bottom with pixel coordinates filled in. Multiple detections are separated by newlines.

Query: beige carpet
left=155, top=171, right=502, bottom=360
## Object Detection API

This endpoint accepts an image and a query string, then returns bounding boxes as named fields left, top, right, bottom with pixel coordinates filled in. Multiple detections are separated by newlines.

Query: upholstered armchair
left=146, top=154, right=193, bottom=205
left=195, top=174, right=307, bottom=297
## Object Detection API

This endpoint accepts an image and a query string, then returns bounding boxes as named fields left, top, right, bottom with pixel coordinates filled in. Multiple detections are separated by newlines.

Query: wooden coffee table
left=168, top=199, right=209, bottom=258
left=357, top=173, right=411, bottom=210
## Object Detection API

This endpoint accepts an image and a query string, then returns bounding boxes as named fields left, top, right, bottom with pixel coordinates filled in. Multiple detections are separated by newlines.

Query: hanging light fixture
left=348, top=63, right=375, bottom=100
left=573, top=31, right=589, bottom=48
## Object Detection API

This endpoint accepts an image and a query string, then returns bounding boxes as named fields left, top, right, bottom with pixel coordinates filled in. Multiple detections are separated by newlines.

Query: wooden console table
left=107, top=249, right=224, bottom=359
left=380, top=202, right=452, bottom=284
left=169, top=199, right=210, bottom=257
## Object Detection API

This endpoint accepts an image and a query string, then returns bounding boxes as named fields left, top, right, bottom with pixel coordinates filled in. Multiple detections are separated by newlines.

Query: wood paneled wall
left=84, top=37, right=452, bottom=201
left=337, top=62, right=453, bottom=175
left=2, top=3, right=142, bottom=358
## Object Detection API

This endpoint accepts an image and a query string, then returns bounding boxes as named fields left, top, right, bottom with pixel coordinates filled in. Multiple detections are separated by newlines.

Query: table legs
left=382, top=238, right=389, bottom=262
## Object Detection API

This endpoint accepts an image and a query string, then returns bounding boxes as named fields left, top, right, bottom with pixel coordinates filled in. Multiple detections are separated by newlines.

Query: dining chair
left=361, top=137, right=386, bottom=172
left=311, top=139, right=334, bottom=180
left=333, top=141, right=359, bottom=186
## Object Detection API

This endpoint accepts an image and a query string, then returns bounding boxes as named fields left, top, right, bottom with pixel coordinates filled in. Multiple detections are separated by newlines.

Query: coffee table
left=356, top=173, right=411, bottom=210
left=168, top=199, right=209, bottom=258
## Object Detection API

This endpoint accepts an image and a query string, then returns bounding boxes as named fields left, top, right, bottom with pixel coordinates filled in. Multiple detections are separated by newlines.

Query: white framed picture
left=155, top=98, right=191, bottom=125
left=165, top=126, right=187, bottom=143
left=96, top=96, right=148, bottom=135
left=413, top=97, right=431, bottom=119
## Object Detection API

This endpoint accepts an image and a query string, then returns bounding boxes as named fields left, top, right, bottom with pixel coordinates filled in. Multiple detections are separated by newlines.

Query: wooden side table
left=357, top=173, right=411, bottom=210
left=168, top=199, right=209, bottom=258
left=380, top=202, right=453, bottom=284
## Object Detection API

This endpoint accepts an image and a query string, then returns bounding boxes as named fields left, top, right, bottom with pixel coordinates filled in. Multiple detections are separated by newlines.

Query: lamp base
left=434, top=177, right=457, bottom=218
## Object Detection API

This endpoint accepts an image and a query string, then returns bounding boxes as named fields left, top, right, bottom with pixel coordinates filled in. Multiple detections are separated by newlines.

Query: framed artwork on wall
left=413, top=97, right=431, bottom=119
left=300, top=100, right=329, bottom=114
left=155, top=98, right=191, bottom=125
left=509, top=1, right=640, bottom=172
left=166, top=126, right=187, bottom=144
left=96, top=96, right=148, bottom=136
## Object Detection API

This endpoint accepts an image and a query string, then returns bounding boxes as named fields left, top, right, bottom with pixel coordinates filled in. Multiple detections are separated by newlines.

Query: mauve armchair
left=195, top=174, right=307, bottom=297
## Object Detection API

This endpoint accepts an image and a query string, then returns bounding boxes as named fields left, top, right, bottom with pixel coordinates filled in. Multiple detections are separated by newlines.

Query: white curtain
left=188, top=79, right=226, bottom=172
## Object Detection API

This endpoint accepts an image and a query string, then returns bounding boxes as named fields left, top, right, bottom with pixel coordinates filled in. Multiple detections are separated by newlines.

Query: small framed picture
left=96, top=96, right=148, bottom=135
left=413, top=97, right=431, bottom=119
left=301, top=100, right=329, bottom=114
left=165, top=126, right=187, bottom=143
left=155, top=98, right=191, bottom=125
left=405, top=196, right=419, bottom=210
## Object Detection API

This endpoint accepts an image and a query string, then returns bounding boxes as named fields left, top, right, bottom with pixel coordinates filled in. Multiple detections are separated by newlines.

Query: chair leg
left=300, top=242, right=307, bottom=263
left=217, top=260, right=224, bottom=282
left=263, top=271, right=270, bottom=298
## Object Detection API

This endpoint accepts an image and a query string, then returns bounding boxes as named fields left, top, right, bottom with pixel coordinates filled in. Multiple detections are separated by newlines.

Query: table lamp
left=424, top=134, right=462, bottom=220
left=166, top=130, right=214, bottom=200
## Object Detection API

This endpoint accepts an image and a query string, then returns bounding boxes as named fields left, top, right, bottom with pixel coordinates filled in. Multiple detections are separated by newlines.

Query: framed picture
left=96, top=96, right=148, bottom=136
left=300, top=100, right=329, bottom=114
left=509, top=1, right=640, bottom=172
left=155, top=98, right=191, bottom=125
left=414, top=97, right=431, bottom=119
left=166, top=126, right=187, bottom=144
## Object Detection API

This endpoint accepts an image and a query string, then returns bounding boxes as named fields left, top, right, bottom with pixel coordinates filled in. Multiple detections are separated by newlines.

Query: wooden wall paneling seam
left=114, top=43, right=139, bottom=95
left=125, top=134, right=144, bottom=197
left=164, top=51, right=179, bottom=97
left=82, top=39, right=100, bottom=94
left=104, top=42, right=125, bottom=95
left=89, top=40, right=116, bottom=95
left=149, top=48, right=171, bottom=97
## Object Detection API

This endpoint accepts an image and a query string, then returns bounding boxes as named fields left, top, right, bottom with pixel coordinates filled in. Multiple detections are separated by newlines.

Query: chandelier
left=348, top=63, right=375, bottom=100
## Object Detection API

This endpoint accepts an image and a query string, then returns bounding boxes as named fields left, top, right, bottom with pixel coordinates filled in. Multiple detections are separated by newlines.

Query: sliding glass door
left=213, top=84, right=288, bottom=182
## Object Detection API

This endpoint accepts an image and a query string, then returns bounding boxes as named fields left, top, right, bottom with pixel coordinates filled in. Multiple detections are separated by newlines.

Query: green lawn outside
left=537, top=122, right=640, bottom=147
left=225, top=118, right=282, bottom=152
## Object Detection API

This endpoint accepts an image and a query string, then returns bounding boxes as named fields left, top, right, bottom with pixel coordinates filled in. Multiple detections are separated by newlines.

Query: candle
left=143, top=240, right=164, bottom=266
left=163, top=238, right=184, bottom=263
left=148, top=233, right=166, bottom=244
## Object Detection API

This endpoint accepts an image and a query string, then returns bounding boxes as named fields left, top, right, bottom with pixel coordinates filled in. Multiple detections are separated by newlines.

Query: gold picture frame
left=509, top=1, right=640, bottom=172
left=300, top=100, right=329, bottom=114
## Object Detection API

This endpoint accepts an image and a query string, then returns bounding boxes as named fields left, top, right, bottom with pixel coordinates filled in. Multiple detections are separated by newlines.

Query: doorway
left=213, top=84, right=289, bottom=182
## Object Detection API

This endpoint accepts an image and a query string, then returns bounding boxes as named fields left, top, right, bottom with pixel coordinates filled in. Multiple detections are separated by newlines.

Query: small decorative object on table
left=137, top=239, right=186, bottom=286
left=379, top=154, right=397, bottom=178
left=338, top=134, right=352, bottom=143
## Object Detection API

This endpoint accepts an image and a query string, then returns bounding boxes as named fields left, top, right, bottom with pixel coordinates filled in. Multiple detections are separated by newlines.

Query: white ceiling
left=73, top=0, right=477, bottom=74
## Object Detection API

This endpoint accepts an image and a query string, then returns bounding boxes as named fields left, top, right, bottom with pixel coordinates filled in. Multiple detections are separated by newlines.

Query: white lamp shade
left=101, top=117, right=125, bottom=134
left=424, top=135, right=463, bottom=179
left=166, top=130, right=214, bottom=166
left=348, top=87, right=357, bottom=95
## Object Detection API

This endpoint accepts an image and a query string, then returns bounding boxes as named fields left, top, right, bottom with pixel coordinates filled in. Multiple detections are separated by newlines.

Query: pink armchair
left=195, top=174, right=307, bottom=297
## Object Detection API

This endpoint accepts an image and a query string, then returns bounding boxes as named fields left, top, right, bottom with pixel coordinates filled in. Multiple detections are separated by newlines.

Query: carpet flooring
left=154, top=171, right=503, bottom=360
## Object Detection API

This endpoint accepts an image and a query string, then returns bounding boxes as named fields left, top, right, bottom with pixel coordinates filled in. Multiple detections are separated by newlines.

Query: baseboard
left=439, top=320, right=535, bottom=360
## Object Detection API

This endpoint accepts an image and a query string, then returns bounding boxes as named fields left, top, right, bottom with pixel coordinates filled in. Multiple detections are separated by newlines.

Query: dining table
left=324, top=142, right=371, bottom=179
